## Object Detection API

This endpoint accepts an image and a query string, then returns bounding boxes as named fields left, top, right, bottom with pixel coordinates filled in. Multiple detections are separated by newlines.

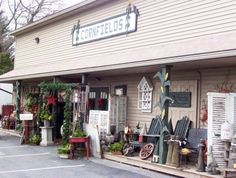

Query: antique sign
left=72, top=12, right=137, bottom=45
left=169, top=92, right=191, bottom=108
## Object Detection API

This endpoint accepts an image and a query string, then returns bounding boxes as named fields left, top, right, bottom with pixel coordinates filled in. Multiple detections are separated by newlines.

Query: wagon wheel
left=139, top=143, right=154, bottom=160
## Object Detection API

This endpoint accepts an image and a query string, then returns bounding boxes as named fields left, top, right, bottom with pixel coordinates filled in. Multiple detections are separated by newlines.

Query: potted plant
left=57, top=144, right=70, bottom=159
left=40, top=103, right=54, bottom=127
left=29, top=133, right=41, bottom=145
left=25, top=93, right=39, bottom=114
left=71, top=129, right=87, bottom=138
left=109, top=141, right=124, bottom=155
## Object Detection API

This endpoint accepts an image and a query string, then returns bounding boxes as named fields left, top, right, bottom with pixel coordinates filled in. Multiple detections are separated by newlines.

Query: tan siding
left=88, top=72, right=200, bottom=129
left=14, top=0, right=236, bottom=73
left=88, top=68, right=236, bottom=129
left=201, top=67, right=236, bottom=103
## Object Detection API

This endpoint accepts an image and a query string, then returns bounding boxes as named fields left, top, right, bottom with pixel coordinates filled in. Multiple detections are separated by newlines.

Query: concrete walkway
left=0, top=130, right=180, bottom=178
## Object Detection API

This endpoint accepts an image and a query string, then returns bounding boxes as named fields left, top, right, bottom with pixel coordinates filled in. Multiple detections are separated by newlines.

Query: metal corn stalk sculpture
left=154, top=65, right=172, bottom=164
left=154, top=67, right=172, bottom=123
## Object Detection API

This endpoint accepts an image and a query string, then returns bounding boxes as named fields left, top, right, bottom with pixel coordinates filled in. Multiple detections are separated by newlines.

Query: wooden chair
left=180, top=128, right=207, bottom=166
left=128, top=118, right=161, bottom=151
left=185, top=128, right=207, bottom=152
left=174, top=116, right=192, bottom=141
left=142, top=118, right=161, bottom=144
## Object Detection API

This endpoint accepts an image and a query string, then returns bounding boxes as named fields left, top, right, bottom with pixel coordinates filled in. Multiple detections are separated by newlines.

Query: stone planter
left=40, top=126, right=54, bottom=146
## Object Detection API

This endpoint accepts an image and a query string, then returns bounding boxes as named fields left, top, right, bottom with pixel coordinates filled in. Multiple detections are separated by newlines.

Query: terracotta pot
left=111, top=151, right=122, bottom=155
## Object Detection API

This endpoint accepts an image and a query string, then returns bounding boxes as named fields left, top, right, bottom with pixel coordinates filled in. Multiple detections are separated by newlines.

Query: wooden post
left=16, top=81, right=21, bottom=125
left=52, top=77, right=57, bottom=142
left=24, top=120, right=29, bottom=144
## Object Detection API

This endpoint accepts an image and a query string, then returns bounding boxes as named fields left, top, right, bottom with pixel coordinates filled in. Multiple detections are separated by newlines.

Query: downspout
left=197, top=70, right=202, bottom=128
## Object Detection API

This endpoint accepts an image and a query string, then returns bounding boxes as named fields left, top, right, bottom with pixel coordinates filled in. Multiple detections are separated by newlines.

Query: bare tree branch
left=0, top=0, right=64, bottom=54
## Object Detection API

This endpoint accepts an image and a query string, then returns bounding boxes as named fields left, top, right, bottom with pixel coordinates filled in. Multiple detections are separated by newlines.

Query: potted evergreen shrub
left=109, top=142, right=124, bottom=155
left=57, top=144, right=70, bottom=159
left=40, top=103, right=54, bottom=127
left=29, top=133, right=41, bottom=145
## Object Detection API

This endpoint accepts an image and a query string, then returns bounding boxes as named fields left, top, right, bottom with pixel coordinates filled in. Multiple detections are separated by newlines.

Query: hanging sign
left=20, top=113, right=33, bottom=121
left=72, top=12, right=137, bottom=45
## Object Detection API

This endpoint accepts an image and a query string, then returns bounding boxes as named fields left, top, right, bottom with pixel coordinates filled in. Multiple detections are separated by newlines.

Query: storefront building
left=1, top=0, right=236, bottom=177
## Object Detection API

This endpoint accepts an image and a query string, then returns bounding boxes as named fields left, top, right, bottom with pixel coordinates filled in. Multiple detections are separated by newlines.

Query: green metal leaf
left=164, top=73, right=169, bottom=81
left=164, top=80, right=170, bottom=87
left=154, top=71, right=164, bottom=84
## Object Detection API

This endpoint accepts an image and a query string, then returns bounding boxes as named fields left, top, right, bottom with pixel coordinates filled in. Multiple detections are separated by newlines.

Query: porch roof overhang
left=1, top=49, right=236, bottom=83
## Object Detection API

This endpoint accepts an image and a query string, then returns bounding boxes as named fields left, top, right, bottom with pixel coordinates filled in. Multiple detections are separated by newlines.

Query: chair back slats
left=174, top=116, right=192, bottom=140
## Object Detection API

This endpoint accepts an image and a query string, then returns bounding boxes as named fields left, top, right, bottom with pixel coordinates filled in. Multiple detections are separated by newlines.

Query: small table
left=69, top=137, right=90, bottom=160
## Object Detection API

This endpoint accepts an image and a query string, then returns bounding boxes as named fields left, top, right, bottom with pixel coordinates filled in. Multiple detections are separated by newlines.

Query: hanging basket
left=45, top=96, right=57, bottom=105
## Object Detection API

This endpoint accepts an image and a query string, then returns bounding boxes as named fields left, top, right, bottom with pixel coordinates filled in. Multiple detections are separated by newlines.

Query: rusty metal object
left=139, top=143, right=154, bottom=160
left=196, top=139, right=206, bottom=172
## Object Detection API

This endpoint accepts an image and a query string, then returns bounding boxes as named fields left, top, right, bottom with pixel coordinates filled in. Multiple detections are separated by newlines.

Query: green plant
left=109, top=142, right=124, bottom=152
left=39, top=82, right=73, bottom=146
left=57, top=144, right=70, bottom=154
left=25, top=93, right=39, bottom=110
left=39, top=103, right=54, bottom=121
left=29, top=134, right=41, bottom=145
left=72, top=129, right=87, bottom=137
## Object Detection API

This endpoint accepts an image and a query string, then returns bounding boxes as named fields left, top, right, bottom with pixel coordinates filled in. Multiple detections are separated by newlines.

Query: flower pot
left=111, top=151, right=122, bottom=155
left=59, top=154, right=69, bottom=159
left=44, top=120, right=50, bottom=127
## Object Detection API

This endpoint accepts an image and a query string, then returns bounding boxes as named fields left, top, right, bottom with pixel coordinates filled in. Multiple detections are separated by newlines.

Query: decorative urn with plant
left=40, top=103, right=54, bottom=127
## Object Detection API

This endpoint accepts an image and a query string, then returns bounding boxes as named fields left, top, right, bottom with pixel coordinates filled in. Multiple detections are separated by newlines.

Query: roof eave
left=10, top=0, right=111, bottom=36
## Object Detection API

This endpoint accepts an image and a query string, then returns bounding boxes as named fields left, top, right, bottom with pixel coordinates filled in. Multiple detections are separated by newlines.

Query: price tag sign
left=20, top=114, right=33, bottom=121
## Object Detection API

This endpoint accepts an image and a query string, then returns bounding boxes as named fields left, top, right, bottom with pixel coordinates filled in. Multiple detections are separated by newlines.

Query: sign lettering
left=72, top=12, right=137, bottom=45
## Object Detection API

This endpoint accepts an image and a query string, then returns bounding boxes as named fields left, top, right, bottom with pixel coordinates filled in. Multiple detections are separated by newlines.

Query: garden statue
left=206, top=146, right=220, bottom=175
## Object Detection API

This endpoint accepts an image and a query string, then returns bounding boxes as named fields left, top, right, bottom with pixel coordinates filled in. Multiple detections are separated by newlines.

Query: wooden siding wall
left=89, top=67, right=236, bottom=129
left=14, top=0, right=236, bottom=71
left=89, top=74, right=156, bottom=129
left=200, top=68, right=236, bottom=105
left=89, top=72, right=199, bottom=129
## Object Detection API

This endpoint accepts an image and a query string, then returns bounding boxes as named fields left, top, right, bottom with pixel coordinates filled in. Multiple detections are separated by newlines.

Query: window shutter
left=207, top=92, right=229, bottom=168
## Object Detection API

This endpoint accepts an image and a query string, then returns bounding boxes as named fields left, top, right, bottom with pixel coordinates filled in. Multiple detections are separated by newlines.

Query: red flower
left=45, top=96, right=56, bottom=105
left=98, top=98, right=103, bottom=110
